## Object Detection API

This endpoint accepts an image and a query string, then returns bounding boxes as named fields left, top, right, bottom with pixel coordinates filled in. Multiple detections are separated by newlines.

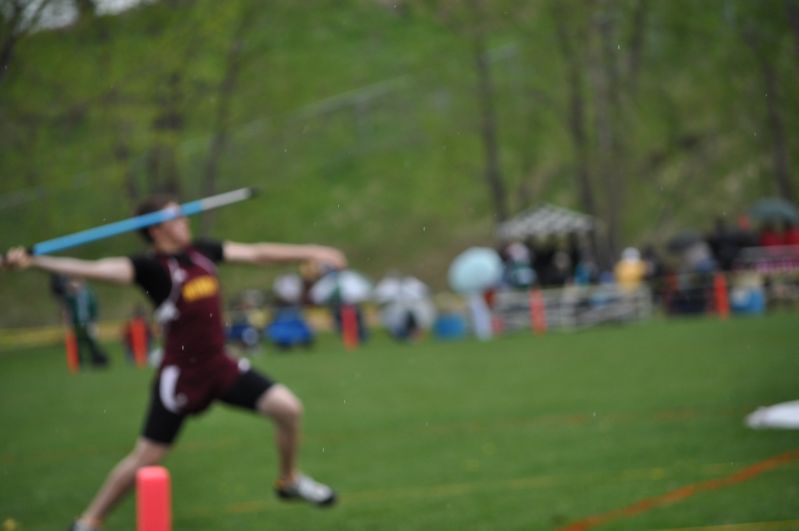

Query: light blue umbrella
left=448, top=247, right=503, bottom=294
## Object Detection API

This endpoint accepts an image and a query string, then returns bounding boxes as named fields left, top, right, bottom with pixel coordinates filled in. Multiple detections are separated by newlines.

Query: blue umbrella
left=666, top=229, right=704, bottom=253
left=749, top=198, right=799, bottom=224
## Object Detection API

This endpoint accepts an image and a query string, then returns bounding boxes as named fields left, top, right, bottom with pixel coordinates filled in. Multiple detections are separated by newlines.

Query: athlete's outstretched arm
left=2, top=247, right=134, bottom=285
left=222, top=241, right=347, bottom=270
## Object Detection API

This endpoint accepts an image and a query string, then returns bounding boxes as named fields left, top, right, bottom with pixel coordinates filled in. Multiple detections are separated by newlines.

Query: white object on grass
left=310, top=270, right=373, bottom=305
left=746, top=401, right=799, bottom=429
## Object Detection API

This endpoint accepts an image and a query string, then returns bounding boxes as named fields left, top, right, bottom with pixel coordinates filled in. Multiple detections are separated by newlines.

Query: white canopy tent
left=496, top=203, right=598, bottom=241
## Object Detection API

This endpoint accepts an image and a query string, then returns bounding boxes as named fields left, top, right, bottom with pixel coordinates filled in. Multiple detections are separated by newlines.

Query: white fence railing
left=491, top=284, right=654, bottom=333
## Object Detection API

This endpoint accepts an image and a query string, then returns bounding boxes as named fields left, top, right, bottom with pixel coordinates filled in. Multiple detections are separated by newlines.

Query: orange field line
left=657, top=519, right=799, bottom=530
left=558, top=448, right=799, bottom=531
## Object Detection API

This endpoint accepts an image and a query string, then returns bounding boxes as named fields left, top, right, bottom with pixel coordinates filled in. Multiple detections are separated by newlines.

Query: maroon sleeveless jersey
left=130, top=240, right=243, bottom=413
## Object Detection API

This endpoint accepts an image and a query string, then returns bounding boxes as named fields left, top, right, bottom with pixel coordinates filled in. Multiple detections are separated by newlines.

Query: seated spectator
left=374, top=273, right=435, bottom=341
left=782, top=222, right=799, bottom=246
left=735, top=215, right=758, bottom=249
left=682, top=240, right=717, bottom=274
left=548, top=250, right=572, bottom=286
left=641, top=245, right=665, bottom=281
left=614, top=247, right=646, bottom=293
left=708, top=218, right=740, bottom=271
left=532, top=239, right=555, bottom=285
left=503, top=241, right=536, bottom=289
left=573, top=255, right=597, bottom=286
left=759, top=223, right=782, bottom=247
left=268, top=274, right=315, bottom=350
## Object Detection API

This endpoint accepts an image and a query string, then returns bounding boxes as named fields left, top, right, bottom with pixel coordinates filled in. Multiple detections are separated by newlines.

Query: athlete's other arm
left=2, top=247, right=134, bottom=285
left=222, top=242, right=347, bottom=270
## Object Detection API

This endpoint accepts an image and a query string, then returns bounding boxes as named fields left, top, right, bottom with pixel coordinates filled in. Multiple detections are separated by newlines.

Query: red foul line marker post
left=529, top=289, right=548, bottom=335
left=65, top=329, right=79, bottom=373
left=137, top=466, right=172, bottom=531
left=714, top=272, right=730, bottom=319
left=130, top=318, right=149, bottom=368
left=341, top=304, right=359, bottom=350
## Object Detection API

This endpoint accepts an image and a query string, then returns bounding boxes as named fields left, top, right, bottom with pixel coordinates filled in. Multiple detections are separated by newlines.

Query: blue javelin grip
left=29, top=187, right=255, bottom=256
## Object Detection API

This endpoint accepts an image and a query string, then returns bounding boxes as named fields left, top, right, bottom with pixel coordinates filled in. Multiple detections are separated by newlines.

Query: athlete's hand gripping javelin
left=1, top=246, right=135, bottom=284
left=2, top=247, right=32, bottom=270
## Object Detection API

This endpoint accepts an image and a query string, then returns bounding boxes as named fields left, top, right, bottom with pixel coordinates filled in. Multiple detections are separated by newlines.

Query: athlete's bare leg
left=256, top=384, right=303, bottom=482
left=75, top=437, right=170, bottom=528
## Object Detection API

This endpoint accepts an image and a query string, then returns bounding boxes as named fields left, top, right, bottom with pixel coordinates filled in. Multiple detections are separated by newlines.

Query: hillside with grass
left=1, top=0, right=798, bottom=326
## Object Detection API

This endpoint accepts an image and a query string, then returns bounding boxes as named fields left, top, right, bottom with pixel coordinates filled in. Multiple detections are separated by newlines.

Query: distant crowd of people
left=497, top=234, right=599, bottom=290
left=496, top=234, right=665, bottom=295
left=753, top=221, right=799, bottom=248
left=707, top=217, right=799, bottom=272
left=45, top=214, right=798, bottom=360
left=496, top=215, right=799, bottom=294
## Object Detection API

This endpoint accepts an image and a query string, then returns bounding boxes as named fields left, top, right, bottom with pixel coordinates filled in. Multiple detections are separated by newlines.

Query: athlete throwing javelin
left=4, top=196, right=344, bottom=531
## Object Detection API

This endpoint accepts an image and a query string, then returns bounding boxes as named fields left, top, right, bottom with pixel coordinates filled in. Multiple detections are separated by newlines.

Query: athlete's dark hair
left=135, top=195, right=177, bottom=243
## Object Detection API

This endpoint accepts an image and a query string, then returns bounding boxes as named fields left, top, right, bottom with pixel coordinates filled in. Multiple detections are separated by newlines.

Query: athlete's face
left=152, top=202, right=192, bottom=250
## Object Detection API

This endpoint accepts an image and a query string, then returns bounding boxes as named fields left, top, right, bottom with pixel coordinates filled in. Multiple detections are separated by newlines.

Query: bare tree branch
left=0, top=0, right=53, bottom=84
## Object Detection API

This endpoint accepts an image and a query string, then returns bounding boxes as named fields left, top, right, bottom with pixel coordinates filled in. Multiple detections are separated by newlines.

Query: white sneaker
left=275, top=473, right=337, bottom=507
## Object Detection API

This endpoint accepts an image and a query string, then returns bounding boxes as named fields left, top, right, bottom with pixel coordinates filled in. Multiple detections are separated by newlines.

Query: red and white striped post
left=137, top=466, right=171, bottom=531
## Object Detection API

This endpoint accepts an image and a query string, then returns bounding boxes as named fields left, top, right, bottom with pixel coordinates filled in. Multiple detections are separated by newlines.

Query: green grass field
left=2, top=313, right=799, bottom=531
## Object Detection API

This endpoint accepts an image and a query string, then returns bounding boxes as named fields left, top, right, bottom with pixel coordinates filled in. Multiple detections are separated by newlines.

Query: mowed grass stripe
left=171, top=459, right=786, bottom=516
left=2, top=313, right=799, bottom=530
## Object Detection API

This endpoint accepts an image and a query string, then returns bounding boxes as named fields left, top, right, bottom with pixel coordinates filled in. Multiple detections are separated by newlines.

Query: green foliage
left=1, top=0, right=798, bottom=326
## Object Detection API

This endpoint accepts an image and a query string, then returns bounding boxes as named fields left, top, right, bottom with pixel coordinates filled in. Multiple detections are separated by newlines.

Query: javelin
left=17, top=187, right=256, bottom=257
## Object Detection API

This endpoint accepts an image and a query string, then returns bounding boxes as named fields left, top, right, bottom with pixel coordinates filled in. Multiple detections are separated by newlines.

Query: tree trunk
left=786, top=0, right=799, bottom=65
left=0, top=0, right=51, bottom=85
left=554, top=7, right=597, bottom=220
left=75, top=0, right=96, bottom=20
left=590, top=2, right=624, bottom=264
left=0, top=33, right=19, bottom=85
left=148, top=71, right=185, bottom=196
left=744, top=22, right=794, bottom=201
left=468, top=0, right=508, bottom=223
left=626, top=0, right=649, bottom=94
left=0, top=0, right=24, bottom=86
left=200, top=4, right=253, bottom=235
left=760, top=56, right=794, bottom=201
left=602, top=2, right=626, bottom=257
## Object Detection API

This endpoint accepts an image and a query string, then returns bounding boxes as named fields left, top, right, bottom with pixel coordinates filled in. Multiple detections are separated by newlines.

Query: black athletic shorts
left=141, top=368, right=275, bottom=445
